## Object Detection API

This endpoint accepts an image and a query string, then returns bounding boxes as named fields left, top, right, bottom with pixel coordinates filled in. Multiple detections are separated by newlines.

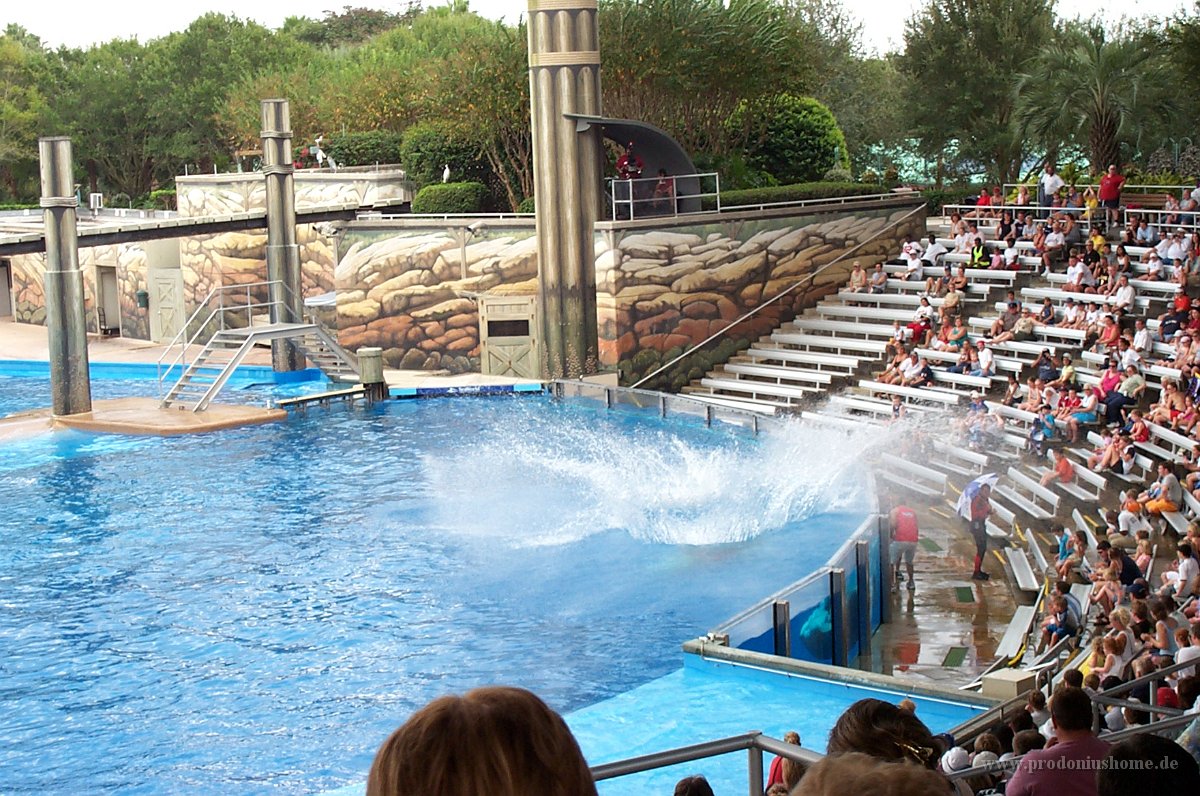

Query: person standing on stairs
left=968, top=483, right=993, bottom=580
left=890, top=504, right=920, bottom=591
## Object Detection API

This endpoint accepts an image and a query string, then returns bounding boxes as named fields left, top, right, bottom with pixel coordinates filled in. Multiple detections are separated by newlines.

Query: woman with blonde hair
left=366, top=686, right=596, bottom=796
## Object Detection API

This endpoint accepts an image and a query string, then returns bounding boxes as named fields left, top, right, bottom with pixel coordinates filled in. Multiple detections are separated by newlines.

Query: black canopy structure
left=566, top=114, right=704, bottom=216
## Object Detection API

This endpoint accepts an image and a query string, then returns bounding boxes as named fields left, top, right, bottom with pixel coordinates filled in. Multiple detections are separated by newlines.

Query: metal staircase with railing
left=157, top=281, right=360, bottom=412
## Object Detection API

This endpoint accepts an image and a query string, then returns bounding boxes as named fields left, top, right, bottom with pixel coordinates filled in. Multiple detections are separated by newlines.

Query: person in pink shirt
left=1005, top=686, right=1108, bottom=796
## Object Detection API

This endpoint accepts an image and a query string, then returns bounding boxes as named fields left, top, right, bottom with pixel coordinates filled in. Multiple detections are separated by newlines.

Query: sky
left=2, top=0, right=1193, bottom=55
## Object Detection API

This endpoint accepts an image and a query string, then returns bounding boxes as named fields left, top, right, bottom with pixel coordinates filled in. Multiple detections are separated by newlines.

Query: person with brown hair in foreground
left=794, top=752, right=954, bottom=795
left=366, top=686, right=597, bottom=796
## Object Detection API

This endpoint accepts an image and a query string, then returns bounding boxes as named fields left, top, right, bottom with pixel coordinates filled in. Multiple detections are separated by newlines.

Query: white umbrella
left=955, top=472, right=999, bottom=519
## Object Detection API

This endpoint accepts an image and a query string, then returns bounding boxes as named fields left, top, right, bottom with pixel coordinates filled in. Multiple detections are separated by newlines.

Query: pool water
left=0, top=390, right=872, bottom=794
left=571, top=655, right=984, bottom=795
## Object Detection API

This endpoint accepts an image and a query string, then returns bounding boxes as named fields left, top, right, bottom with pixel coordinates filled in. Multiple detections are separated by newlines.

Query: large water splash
left=424, top=407, right=897, bottom=547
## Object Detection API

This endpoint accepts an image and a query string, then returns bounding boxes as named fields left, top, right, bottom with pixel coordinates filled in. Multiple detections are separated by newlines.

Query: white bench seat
left=770, top=332, right=888, bottom=355
left=789, top=318, right=896, bottom=340
left=995, top=605, right=1038, bottom=663
left=743, top=347, right=862, bottom=372
left=1006, top=547, right=1042, bottom=596
left=721, top=362, right=834, bottom=387
left=699, top=377, right=818, bottom=403
left=800, top=410, right=880, bottom=430
left=857, top=379, right=961, bottom=406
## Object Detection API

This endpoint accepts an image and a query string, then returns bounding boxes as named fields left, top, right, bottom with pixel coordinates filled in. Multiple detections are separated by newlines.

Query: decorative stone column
left=39, top=137, right=92, bottom=415
left=527, top=0, right=603, bottom=379
left=260, top=99, right=303, bottom=371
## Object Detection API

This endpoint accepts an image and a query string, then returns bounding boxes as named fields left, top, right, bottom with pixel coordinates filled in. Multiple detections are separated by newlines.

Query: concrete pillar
left=260, top=99, right=303, bottom=372
left=39, top=137, right=92, bottom=416
left=527, top=0, right=603, bottom=379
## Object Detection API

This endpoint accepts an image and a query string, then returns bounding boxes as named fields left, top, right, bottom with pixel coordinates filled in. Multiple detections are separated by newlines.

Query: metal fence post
left=772, top=600, right=791, bottom=658
left=855, top=539, right=872, bottom=661
left=878, top=519, right=893, bottom=624
left=830, top=568, right=849, bottom=667
left=747, top=745, right=764, bottom=796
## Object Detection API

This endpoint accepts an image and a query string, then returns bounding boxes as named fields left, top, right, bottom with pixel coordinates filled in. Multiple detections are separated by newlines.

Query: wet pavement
left=866, top=492, right=1022, bottom=690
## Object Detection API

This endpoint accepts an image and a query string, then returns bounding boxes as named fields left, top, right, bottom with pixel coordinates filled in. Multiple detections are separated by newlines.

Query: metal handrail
left=608, top=171, right=720, bottom=220
left=155, top=279, right=299, bottom=389
left=722, top=191, right=912, bottom=214
left=1003, top=182, right=1193, bottom=195
left=589, top=731, right=817, bottom=796
left=629, top=201, right=925, bottom=389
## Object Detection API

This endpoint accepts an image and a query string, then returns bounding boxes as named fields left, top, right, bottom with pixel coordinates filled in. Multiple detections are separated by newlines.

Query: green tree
left=0, top=27, right=48, bottom=201
left=599, top=0, right=800, bottom=160
left=153, top=14, right=311, bottom=178
left=281, top=3, right=422, bottom=48
left=899, top=0, right=1056, bottom=186
left=730, top=94, right=848, bottom=184
left=398, top=120, right=489, bottom=189
left=1015, top=23, right=1174, bottom=173
left=51, top=39, right=162, bottom=197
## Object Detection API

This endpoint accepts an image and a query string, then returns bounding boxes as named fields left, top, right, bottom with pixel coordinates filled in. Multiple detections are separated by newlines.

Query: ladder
left=160, top=322, right=359, bottom=411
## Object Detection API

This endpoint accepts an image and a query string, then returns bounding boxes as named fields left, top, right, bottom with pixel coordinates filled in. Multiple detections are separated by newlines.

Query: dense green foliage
left=325, top=131, right=405, bottom=168
left=410, top=181, right=488, bottom=214
left=715, top=181, right=883, bottom=208
left=0, top=1, right=1195, bottom=206
left=731, top=95, right=849, bottom=186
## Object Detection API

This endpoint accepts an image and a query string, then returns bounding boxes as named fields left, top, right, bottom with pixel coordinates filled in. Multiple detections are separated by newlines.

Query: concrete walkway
left=866, top=495, right=1021, bottom=691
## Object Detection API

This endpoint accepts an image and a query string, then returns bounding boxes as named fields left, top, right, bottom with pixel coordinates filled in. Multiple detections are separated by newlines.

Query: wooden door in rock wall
left=480, top=295, right=538, bottom=378
left=148, top=270, right=184, bottom=342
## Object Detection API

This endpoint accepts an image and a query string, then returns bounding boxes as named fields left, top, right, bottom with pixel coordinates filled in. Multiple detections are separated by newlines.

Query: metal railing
left=551, top=380, right=775, bottom=435
left=1086, top=653, right=1198, bottom=729
left=629, top=201, right=925, bottom=390
left=154, top=279, right=301, bottom=391
left=608, top=171, right=720, bottom=220
left=590, top=732, right=818, bottom=796
left=722, top=191, right=912, bottom=214
left=1002, top=183, right=1192, bottom=197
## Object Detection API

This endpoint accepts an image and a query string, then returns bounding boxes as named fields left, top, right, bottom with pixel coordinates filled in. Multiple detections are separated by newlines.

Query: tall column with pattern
left=260, top=99, right=304, bottom=372
left=39, top=137, right=92, bottom=415
left=527, top=0, right=603, bottom=379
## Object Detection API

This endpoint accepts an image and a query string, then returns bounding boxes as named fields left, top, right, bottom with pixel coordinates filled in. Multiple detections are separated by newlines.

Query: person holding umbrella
left=957, top=474, right=997, bottom=580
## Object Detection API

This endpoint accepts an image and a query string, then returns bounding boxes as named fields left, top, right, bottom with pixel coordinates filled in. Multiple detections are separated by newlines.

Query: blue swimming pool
left=0, top=385, right=872, bottom=794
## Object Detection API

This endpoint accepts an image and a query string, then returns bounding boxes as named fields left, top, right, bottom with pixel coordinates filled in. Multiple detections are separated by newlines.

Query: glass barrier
left=786, top=570, right=835, bottom=665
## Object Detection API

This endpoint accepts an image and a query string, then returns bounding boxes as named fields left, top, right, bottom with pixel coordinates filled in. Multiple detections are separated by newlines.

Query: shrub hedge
left=325, top=130, right=404, bottom=167
left=710, top=181, right=885, bottom=209
left=411, top=182, right=489, bottom=214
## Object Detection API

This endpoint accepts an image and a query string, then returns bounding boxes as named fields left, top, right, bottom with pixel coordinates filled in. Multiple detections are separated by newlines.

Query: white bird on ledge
left=442, top=164, right=451, bottom=183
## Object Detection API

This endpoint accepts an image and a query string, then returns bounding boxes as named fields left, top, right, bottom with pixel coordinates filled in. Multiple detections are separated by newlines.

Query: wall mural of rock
left=5, top=171, right=411, bottom=345
left=595, top=203, right=926, bottom=391
left=326, top=201, right=924, bottom=384
left=334, top=223, right=539, bottom=373
left=9, top=243, right=148, bottom=339
left=174, top=172, right=394, bottom=325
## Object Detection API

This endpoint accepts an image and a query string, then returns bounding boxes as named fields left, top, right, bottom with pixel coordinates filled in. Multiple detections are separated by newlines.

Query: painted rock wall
left=596, top=205, right=925, bottom=390
left=9, top=243, right=148, bottom=339
left=175, top=175, right=356, bottom=323
left=334, top=226, right=538, bottom=372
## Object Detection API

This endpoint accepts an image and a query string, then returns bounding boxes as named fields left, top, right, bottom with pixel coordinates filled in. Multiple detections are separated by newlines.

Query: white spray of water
left=423, top=412, right=903, bottom=548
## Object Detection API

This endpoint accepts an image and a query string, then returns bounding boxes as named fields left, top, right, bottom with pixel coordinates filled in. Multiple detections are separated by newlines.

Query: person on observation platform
left=616, top=142, right=643, bottom=181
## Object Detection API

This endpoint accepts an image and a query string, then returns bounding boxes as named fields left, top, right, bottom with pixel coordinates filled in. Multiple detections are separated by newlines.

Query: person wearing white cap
left=902, top=242, right=923, bottom=281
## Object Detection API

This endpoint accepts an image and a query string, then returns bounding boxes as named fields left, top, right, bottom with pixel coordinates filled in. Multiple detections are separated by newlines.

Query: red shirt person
left=1098, top=165, right=1126, bottom=223
left=890, top=505, right=920, bottom=589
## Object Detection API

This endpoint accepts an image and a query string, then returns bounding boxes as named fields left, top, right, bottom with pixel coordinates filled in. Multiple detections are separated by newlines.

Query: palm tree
left=1015, top=25, right=1173, bottom=172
